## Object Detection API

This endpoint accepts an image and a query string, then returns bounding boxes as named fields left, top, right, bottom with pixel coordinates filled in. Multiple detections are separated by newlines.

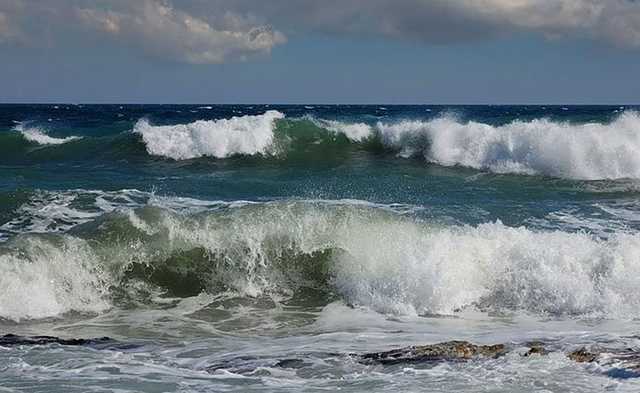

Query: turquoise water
left=2, top=104, right=640, bottom=392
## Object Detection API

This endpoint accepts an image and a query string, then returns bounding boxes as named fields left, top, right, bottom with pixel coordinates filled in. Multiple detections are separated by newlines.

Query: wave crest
left=4, top=197, right=640, bottom=321
left=14, top=123, right=82, bottom=145
left=376, top=111, right=640, bottom=180
left=130, top=110, right=640, bottom=180
left=134, top=110, right=285, bottom=159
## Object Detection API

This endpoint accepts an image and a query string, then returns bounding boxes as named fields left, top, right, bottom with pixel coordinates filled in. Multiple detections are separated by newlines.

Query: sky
left=0, top=0, right=639, bottom=104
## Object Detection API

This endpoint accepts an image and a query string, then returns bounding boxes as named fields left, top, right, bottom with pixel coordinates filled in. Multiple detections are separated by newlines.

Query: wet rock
left=523, top=341, right=548, bottom=357
left=567, top=346, right=640, bottom=375
left=568, top=347, right=598, bottom=363
left=360, top=340, right=507, bottom=365
left=0, top=334, right=136, bottom=350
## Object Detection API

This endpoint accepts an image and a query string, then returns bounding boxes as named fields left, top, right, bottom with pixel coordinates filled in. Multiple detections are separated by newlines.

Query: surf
left=3, top=195, right=640, bottom=322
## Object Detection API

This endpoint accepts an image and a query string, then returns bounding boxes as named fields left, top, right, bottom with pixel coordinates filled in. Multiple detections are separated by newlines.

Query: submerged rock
left=360, top=340, right=507, bottom=365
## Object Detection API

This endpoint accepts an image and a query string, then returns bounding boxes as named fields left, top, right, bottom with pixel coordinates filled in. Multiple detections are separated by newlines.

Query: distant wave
left=374, top=111, right=640, bottom=180
left=3, top=192, right=640, bottom=321
left=131, top=110, right=640, bottom=180
left=14, top=123, right=82, bottom=145
left=134, top=110, right=285, bottom=159
left=8, top=111, right=640, bottom=180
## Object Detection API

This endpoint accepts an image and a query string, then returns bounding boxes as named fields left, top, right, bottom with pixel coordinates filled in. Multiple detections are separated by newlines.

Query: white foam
left=375, top=111, right=640, bottom=180
left=134, top=111, right=285, bottom=160
left=315, top=119, right=373, bottom=142
left=0, top=236, right=110, bottom=321
left=14, top=123, right=81, bottom=145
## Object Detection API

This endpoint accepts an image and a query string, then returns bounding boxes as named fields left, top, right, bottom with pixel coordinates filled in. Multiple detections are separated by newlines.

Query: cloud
left=203, top=0, right=640, bottom=48
left=465, top=0, right=640, bottom=48
left=0, top=0, right=286, bottom=64
left=0, top=0, right=25, bottom=44
left=1, top=0, right=639, bottom=64
left=74, top=0, right=286, bottom=64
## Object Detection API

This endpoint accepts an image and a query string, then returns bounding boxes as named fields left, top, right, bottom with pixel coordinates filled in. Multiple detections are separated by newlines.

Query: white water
left=135, top=110, right=640, bottom=180
left=134, top=110, right=285, bottom=159
left=375, top=111, right=640, bottom=180
left=312, top=118, right=373, bottom=142
left=0, top=236, right=109, bottom=321
left=15, top=124, right=81, bottom=145
left=3, top=198, right=640, bottom=321
left=314, top=111, right=640, bottom=180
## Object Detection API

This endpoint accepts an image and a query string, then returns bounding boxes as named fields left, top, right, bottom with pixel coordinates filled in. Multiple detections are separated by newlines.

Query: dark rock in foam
left=0, top=334, right=138, bottom=350
left=360, top=340, right=507, bottom=364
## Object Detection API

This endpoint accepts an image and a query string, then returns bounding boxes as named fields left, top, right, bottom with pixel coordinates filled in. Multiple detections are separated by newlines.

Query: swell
left=4, top=110, right=640, bottom=180
left=3, top=197, right=640, bottom=322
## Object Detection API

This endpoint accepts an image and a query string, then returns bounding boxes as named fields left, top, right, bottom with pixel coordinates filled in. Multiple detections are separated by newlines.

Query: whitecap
left=14, top=123, right=82, bottom=145
left=134, top=111, right=285, bottom=160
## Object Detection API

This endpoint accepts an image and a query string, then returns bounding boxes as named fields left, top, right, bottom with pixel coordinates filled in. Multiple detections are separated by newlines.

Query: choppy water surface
left=2, top=104, right=640, bottom=392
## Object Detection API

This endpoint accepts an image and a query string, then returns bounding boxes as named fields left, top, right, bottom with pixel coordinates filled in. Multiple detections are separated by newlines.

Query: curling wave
left=14, top=123, right=82, bottom=145
left=3, top=196, right=640, bottom=321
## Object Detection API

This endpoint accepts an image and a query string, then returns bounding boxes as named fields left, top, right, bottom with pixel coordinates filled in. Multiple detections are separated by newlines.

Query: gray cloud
left=1, top=0, right=639, bottom=64
left=228, top=0, right=640, bottom=48
left=467, top=0, right=640, bottom=49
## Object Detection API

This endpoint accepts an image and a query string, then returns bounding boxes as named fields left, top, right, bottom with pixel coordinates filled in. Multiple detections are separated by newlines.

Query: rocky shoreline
left=3, top=334, right=640, bottom=377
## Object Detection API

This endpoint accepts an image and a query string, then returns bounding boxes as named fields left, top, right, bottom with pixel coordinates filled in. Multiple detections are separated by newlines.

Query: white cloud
left=74, top=0, right=286, bottom=64
left=0, top=0, right=285, bottom=63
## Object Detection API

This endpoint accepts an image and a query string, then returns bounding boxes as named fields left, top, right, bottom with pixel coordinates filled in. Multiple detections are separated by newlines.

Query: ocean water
left=2, top=104, right=640, bottom=391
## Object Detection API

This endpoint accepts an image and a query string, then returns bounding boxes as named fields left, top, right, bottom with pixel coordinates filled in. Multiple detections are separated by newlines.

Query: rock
left=360, top=340, right=507, bottom=365
left=568, top=347, right=598, bottom=363
left=523, top=341, right=548, bottom=357
left=567, top=346, right=640, bottom=375
left=0, top=334, right=136, bottom=350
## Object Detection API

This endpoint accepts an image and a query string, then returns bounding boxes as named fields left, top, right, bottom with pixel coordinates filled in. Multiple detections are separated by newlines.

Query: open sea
left=2, top=104, right=640, bottom=392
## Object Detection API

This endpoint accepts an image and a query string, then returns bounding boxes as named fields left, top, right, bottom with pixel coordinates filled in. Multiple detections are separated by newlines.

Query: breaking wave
left=3, top=193, right=640, bottom=321
left=375, top=111, right=640, bottom=180
left=6, top=111, right=640, bottom=180
left=133, top=110, right=640, bottom=180
left=14, top=123, right=82, bottom=145
left=134, top=110, right=285, bottom=159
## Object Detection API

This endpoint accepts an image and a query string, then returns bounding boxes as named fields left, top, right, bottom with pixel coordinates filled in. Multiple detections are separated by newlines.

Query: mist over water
left=2, top=104, right=640, bottom=392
